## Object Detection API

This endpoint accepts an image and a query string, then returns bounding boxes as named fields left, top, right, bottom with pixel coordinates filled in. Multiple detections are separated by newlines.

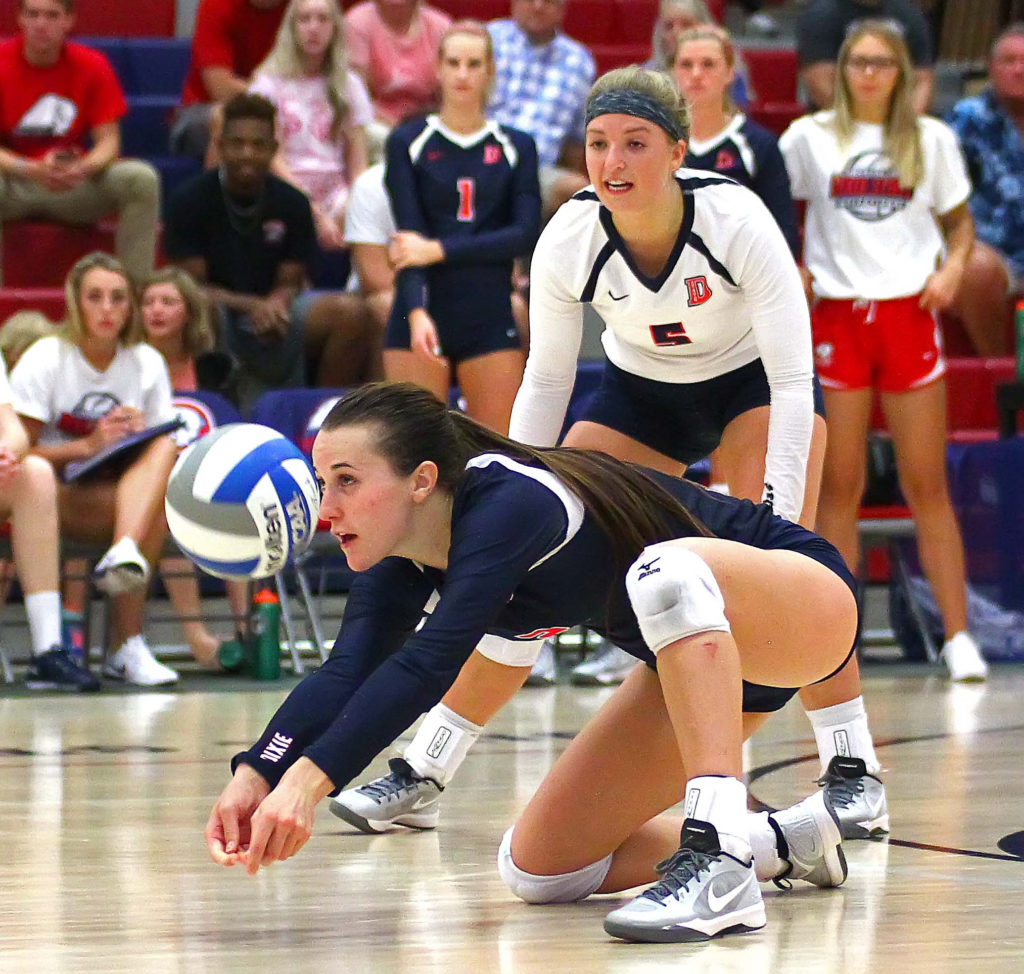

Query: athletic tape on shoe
left=497, top=827, right=612, bottom=904
left=404, top=703, right=482, bottom=786
left=625, top=545, right=730, bottom=653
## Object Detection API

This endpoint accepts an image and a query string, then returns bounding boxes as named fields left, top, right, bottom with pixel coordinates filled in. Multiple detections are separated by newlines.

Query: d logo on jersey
left=516, top=627, right=569, bottom=640
left=685, top=275, right=712, bottom=307
left=483, top=144, right=502, bottom=165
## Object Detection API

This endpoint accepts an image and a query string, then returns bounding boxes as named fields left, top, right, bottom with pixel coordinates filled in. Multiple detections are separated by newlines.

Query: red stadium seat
left=742, top=46, right=798, bottom=103
left=0, top=288, right=66, bottom=325
left=612, top=0, right=660, bottom=46
left=0, top=2, right=174, bottom=37
left=563, top=0, right=616, bottom=47
left=746, top=100, right=804, bottom=137
left=592, top=43, right=650, bottom=75
left=1, top=222, right=117, bottom=288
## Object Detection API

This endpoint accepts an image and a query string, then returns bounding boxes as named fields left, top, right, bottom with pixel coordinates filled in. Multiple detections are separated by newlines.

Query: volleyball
left=165, top=423, right=321, bottom=580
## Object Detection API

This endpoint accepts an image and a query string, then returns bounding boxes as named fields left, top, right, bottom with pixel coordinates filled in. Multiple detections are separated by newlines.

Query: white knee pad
left=625, top=544, right=731, bottom=654
left=497, top=827, right=612, bottom=904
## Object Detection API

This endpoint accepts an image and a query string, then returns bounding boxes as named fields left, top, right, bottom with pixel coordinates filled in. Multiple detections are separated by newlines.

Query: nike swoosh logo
left=609, top=291, right=628, bottom=301
left=410, top=795, right=434, bottom=810
left=706, top=873, right=754, bottom=913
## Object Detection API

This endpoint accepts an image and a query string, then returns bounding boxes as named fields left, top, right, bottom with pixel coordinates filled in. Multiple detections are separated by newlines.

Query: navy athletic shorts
left=385, top=264, right=521, bottom=365
left=581, top=358, right=827, bottom=466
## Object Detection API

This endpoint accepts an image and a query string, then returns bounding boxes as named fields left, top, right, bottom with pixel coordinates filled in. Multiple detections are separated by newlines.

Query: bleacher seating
left=0, top=3, right=175, bottom=38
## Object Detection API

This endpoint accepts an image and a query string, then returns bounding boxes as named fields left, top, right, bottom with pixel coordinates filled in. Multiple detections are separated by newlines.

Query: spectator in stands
left=172, top=0, right=288, bottom=159
left=165, top=93, right=381, bottom=408
left=647, top=0, right=753, bottom=108
left=0, top=0, right=160, bottom=284
left=141, top=267, right=251, bottom=668
left=797, top=0, right=935, bottom=114
left=251, top=0, right=373, bottom=251
left=488, top=0, right=595, bottom=218
left=779, top=20, right=988, bottom=682
left=344, top=0, right=451, bottom=128
left=383, top=20, right=540, bottom=433
left=0, top=354, right=99, bottom=691
left=945, top=24, right=1024, bottom=357
left=10, top=251, right=181, bottom=686
left=674, top=24, right=799, bottom=254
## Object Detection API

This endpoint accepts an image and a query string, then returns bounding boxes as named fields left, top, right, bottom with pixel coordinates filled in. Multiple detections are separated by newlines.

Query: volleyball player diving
left=206, top=381, right=858, bottom=943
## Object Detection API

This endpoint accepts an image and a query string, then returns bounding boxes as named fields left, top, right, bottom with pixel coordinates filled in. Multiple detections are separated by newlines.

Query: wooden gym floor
left=1, top=662, right=1023, bottom=973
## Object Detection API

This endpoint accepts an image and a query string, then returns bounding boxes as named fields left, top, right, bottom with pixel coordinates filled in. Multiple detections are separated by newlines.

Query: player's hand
left=241, top=758, right=334, bottom=876
left=920, top=263, right=961, bottom=313
left=88, top=409, right=135, bottom=451
left=409, top=309, right=444, bottom=363
left=250, top=296, right=291, bottom=340
left=205, top=764, right=271, bottom=867
left=314, top=209, right=346, bottom=251
left=39, top=148, right=85, bottom=191
left=389, top=231, right=443, bottom=269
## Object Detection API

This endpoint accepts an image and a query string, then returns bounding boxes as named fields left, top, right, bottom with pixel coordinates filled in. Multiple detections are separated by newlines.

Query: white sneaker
left=818, top=756, right=890, bottom=840
left=603, top=820, right=765, bottom=943
left=524, top=640, right=558, bottom=686
left=940, top=631, right=988, bottom=682
left=768, top=791, right=847, bottom=888
left=329, top=758, right=442, bottom=833
left=569, top=641, right=637, bottom=686
left=93, top=537, right=150, bottom=595
left=102, top=636, right=179, bottom=686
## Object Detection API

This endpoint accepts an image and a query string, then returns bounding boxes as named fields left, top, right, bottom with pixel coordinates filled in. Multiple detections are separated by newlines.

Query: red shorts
left=811, top=295, right=946, bottom=393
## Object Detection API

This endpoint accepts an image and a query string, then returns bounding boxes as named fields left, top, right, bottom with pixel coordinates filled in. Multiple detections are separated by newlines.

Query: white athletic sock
left=24, top=591, right=62, bottom=656
left=747, top=811, right=784, bottom=881
left=684, top=775, right=750, bottom=857
left=806, top=696, right=881, bottom=776
left=403, top=703, right=483, bottom=787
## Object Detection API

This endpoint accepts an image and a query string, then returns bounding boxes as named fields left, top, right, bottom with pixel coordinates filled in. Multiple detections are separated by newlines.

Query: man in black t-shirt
left=164, top=93, right=380, bottom=406
left=797, top=0, right=935, bottom=112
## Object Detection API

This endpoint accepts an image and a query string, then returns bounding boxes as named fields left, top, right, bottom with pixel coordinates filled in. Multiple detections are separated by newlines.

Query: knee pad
left=497, top=827, right=612, bottom=904
left=625, top=544, right=731, bottom=654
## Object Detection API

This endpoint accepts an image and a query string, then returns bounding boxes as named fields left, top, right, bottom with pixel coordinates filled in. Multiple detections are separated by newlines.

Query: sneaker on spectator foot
left=93, top=537, right=150, bottom=596
left=102, top=636, right=178, bottom=686
left=603, top=819, right=765, bottom=943
left=817, top=756, right=889, bottom=840
left=524, top=639, right=558, bottom=686
left=329, top=758, right=443, bottom=833
left=940, top=631, right=988, bottom=682
left=26, top=645, right=101, bottom=692
left=768, top=791, right=847, bottom=888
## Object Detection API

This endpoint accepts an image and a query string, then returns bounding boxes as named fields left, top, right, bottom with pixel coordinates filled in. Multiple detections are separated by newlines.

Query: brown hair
left=64, top=252, right=142, bottom=346
left=140, top=267, right=215, bottom=358
left=320, top=382, right=713, bottom=576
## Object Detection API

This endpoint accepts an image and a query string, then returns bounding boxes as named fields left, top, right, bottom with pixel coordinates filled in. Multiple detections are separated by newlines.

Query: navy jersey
left=384, top=114, right=541, bottom=316
left=235, top=456, right=854, bottom=792
left=685, top=114, right=800, bottom=257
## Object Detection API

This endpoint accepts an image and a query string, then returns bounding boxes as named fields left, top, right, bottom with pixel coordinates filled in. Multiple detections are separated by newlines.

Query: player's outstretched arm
left=205, top=764, right=271, bottom=867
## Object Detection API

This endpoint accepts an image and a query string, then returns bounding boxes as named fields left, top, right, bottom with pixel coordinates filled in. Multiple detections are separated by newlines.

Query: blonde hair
left=674, top=25, right=737, bottom=115
left=0, top=310, right=56, bottom=371
left=587, top=66, right=690, bottom=143
left=64, top=252, right=142, bottom=347
left=140, top=267, right=215, bottom=358
left=255, top=0, right=351, bottom=140
left=832, top=19, right=923, bottom=189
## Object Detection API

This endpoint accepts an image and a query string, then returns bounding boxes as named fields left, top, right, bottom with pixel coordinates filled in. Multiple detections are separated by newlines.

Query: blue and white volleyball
left=165, top=423, right=321, bottom=580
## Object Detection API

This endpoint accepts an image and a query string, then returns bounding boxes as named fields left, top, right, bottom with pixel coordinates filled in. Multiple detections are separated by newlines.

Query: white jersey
left=779, top=112, right=971, bottom=300
left=511, top=170, right=813, bottom=522
left=343, top=163, right=396, bottom=292
left=10, top=336, right=175, bottom=446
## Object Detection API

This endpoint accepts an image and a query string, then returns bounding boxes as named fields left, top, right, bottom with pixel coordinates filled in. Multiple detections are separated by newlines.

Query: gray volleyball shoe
left=603, top=819, right=766, bottom=943
left=768, top=790, right=848, bottom=888
left=818, top=756, right=890, bottom=840
left=329, top=758, right=443, bottom=833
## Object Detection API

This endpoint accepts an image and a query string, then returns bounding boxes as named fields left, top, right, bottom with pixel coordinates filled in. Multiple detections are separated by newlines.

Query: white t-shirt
left=510, top=170, right=813, bottom=522
left=779, top=112, right=971, bottom=300
left=249, top=70, right=374, bottom=217
left=343, top=162, right=395, bottom=291
left=10, top=336, right=175, bottom=446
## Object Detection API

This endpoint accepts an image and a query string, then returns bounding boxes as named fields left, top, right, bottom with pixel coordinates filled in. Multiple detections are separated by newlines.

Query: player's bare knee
left=625, top=544, right=730, bottom=653
left=497, top=827, right=611, bottom=904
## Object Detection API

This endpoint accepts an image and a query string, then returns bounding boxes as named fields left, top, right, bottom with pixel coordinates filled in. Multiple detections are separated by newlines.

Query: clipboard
left=61, top=417, right=184, bottom=484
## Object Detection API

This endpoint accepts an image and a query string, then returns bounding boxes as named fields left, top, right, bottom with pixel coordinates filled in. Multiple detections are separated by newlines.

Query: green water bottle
left=216, top=637, right=247, bottom=673
left=1016, top=299, right=1024, bottom=380
left=250, top=588, right=282, bottom=681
